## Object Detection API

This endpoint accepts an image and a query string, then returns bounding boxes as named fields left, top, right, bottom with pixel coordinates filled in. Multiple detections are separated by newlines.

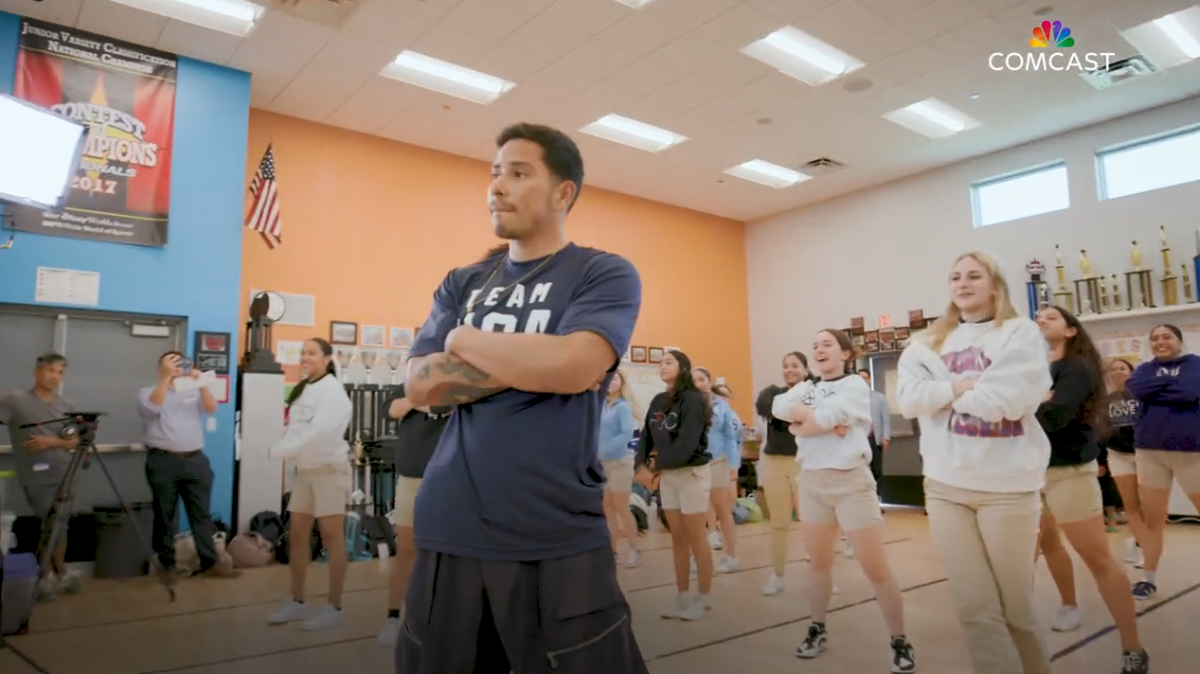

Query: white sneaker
left=1051, top=605, right=1082, bottom=632
left=662, top=593, right=691, bottom=619
left=717, top=556, right=740, bottom=573
left=268, top=600, right=308, bottom=625
left=302, top=604, right=343, bottom=631
left=690, top=557, right=697, bottom=574
left=59, top=572, right=82, bottom=595
left=35, top=577, right=56, bottom=603
left=678, top=595, right=710, bottom=621
left=377, top=616, right=402, bottom=648
left=843, top=543, right=856, bottom=560
left=625, top=550, right=642, bottom=569
left=761, top=573, right=784, bottom=596
left=708, top=531, right=723, bottom=550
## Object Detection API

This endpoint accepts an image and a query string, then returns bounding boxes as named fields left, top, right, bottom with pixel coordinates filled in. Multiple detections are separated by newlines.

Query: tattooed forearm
left=407, top=352, right=507, bottom=406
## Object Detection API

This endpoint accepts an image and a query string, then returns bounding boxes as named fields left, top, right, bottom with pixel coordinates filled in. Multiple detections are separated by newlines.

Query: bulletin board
left=619, top=362, right=666, bottom=425
left=1086, top=312, right=1200, bottom=368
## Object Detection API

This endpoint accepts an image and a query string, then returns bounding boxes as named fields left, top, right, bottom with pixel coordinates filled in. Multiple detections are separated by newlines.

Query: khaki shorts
left=394, top=476, right=423, bottom=527
left=1041, top=461, right=1102, bottom=524
left=659, top=464, right=711, bottom=515
left=289, top=465, right=351, bottom=518
left=1107, top=451, right=1136, bottom=478
left=1136, top=449, right=1200, bottom=493
left=709, top=458, right=731, bottom=490
left=799, top=465, right=882, bottom=531
left=601, top=457, right=635, bottom=494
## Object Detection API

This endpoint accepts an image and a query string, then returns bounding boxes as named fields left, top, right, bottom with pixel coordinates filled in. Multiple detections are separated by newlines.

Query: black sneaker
left=796, top=623, right=827, bottom=659
left=891, top=636, right=917, bottom=673
left=1122, top=649, right=1149, bottom=674
left=1131, top=581, right=1157, bottom=601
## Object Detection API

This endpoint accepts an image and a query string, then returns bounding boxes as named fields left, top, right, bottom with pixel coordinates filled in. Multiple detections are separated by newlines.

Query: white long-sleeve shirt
left=895, top=317, right=1052, bottom=493
left=771, top=374, right=873, bottom=471
left=269, top=374, right=352, bottom=470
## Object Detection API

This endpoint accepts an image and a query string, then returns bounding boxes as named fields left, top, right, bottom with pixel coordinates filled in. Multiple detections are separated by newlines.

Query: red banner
left=8, top=18, right=177, bottom=247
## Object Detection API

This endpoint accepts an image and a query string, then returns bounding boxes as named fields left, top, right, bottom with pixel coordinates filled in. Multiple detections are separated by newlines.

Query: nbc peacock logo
left=1029, top=20, right=1075, bottom=48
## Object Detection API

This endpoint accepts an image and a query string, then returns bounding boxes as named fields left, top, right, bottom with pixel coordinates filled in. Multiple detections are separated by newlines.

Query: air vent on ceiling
left=800, top=157, right=847, bottom=176
left=1079, top=54, right=1158, bottom=90
left=273, top=0, right=363, bottom=27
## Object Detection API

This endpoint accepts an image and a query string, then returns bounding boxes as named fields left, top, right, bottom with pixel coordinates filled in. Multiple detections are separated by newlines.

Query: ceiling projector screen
left=0, top=93, right=87, bottom=211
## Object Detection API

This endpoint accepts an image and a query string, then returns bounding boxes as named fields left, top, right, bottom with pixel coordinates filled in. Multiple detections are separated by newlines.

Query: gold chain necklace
left=462, top=247, right=561, bottom=321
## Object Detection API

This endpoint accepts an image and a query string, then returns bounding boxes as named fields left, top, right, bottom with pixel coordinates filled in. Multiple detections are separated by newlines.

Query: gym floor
left=2, top=510, right=1197, bottom=674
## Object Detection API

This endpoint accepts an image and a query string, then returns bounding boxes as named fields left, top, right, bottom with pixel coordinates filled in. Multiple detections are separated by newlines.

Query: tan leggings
left=925, top=479, right=1050, bottom=674
left=760, top=454, right=800, bottom=576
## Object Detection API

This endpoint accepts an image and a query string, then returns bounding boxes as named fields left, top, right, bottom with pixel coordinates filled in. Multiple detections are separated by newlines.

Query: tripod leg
left=37, top=449, right=87, bottom=585
left=86, top=446, right=176, bottom=602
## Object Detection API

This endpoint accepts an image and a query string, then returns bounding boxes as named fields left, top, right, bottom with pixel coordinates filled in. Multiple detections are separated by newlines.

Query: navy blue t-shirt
left=409, top=243, right=642, bottom=561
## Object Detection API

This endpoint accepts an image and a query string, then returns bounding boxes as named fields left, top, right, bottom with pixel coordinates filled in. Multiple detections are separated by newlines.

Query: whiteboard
left=618, top=362, right=666, bottom=426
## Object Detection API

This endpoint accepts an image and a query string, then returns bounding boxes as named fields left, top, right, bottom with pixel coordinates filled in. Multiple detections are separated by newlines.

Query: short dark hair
left=159, top=350, right=184, bottom=363
left=496, top=123, right=584, bottom=211
left=858, top=368, right=870, bottom=376
left=36, top=353, right=67, bottom=368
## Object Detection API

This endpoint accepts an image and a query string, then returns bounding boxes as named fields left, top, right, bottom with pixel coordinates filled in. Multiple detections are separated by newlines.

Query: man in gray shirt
left=0, top=353, right=83, bottom=601
left=137, top=351, right=238, bottom=581
left=858, top=369, right=892, bottom=495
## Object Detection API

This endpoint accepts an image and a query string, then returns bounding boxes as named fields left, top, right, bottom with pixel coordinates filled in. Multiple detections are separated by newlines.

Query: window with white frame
left=971, top=162, right=1070, bottom=228
left=1097, top=125, right=1200, bottom=201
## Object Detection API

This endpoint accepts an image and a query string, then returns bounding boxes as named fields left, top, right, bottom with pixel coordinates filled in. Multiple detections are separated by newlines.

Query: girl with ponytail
left=268, top=337, right=354, bottom=632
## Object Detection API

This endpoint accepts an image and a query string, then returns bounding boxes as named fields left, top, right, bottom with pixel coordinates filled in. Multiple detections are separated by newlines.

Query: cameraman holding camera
left=137, top=351, right=238, bottom=581
left=0, top=353, right=82, bottom=602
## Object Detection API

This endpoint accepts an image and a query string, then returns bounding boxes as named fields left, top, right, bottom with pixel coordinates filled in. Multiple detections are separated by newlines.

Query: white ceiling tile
left=962, top=0, right=1035, bottom=12
left=267, top=33, right=399, bottom=120
left=742, top=0, right=841, bottom=23
left=340, top=0, right=438, bottom=45
left=537, top=0, right=629, bottom=36
left=885, top=0, right=988, bottom=41
left=377, top=100, right=472, bottom=146
left=481, top=9, right=593, bottom=82
left=325, top=77, right=428, bottom=135
left=441, top=0, right=555, bottom=42
left=249, top=73, right=292, bottom=108
left=409, top=20, right=499, bottom=67
left=0, top=0, right=84, bottom=25
left=74, top=0, right=166, bottom=48
left=856, top=0, right=939, bottom=19
left=799, top=1, right=922, bottom=63
left=640, top=0, right=743, bottom=32
left=594, top=9, right=694, bottom=60
left=155, top=20, right=242, bottom=65
left=229, top=10, right=338, bottom=75
left=692, top=4, right=786, bottom=50
left=930, top=15, right=1013, bottom=60
left=627, top=57, right=766, bottom=120
left=392, top=0, right=471, bottom=22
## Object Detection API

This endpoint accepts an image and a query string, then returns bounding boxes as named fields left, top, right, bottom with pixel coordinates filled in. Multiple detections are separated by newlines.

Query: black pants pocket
left=537, top=548, right=648, bottom=673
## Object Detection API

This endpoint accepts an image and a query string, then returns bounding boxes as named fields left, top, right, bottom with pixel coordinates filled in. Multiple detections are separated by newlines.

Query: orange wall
left=240, top=110, right=754, bottom=418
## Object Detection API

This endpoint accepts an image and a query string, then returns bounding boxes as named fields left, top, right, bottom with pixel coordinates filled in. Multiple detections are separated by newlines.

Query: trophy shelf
left=1077, top=302, right=1200, bottom=326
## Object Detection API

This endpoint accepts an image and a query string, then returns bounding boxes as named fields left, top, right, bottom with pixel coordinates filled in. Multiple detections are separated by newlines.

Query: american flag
left=246, top=145, right=282, bottom=249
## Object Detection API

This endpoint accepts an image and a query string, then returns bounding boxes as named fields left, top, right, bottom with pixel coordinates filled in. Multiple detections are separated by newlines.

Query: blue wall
left=0, top=11, right=251, bottom=524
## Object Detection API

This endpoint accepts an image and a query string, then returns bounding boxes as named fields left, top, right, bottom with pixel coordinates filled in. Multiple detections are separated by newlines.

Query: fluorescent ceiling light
left=740, top=26, right=865, bottom=86
left=380, top=51, right=515, bottom=105
left=883, top=98, right=982, bottom=139
left=579, top=114, right=687, bottom=153
left=108, top=0, right=265, bottom=37
left=1120, top=6, right=1200, bottom=70
left=724, top=160, right=811, bottom=189
left=611, top=0, right=657, bottom=7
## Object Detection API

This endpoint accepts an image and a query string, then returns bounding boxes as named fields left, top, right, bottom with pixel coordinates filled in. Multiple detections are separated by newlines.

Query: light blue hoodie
left=598, top=397, right=637, bottom=461
left=707, top=397, right=744, bottom=470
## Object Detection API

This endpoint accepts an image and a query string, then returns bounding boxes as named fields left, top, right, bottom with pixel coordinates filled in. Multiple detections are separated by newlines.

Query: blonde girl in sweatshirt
left=895, top=252, right=1052, bottom=674
left=773, top=329, right=915, bottom=673
left=266, top=337, right=354, bottom=632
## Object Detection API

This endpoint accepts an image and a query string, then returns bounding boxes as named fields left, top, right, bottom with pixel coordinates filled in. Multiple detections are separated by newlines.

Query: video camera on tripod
left=15, top=411, right=176, bottom=602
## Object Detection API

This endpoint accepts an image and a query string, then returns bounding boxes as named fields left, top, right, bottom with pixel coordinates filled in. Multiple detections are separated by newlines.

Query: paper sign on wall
left=35, top=267, right=100, bottom=306
left=877, top=314, right=893, bottom=328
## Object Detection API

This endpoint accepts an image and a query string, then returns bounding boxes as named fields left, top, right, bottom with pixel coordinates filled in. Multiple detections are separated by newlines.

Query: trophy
left=1052, top=245, right=1075, bottom=310
left=1024, top=259, right=1051, bottom=319
left=385, top=350, right=405, bottom=384
left=360, top=349, right=378, bottom=385
left=1159, top=226, right=1179, bottom=306
left=1124, top=240, right=1155, bottom=309
left=1111, top=273, right=1121, bottom=309
left=1071, top=248, right=1105, bottom=314
left=1183, top=264, right=1193, bottom=303
left=335, top=347, right=355, bottom=384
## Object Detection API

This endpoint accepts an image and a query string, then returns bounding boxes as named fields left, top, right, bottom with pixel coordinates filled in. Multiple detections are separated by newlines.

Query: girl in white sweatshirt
left=266, top=338, right=354, bottom=632
left=895, top=252, right=1052, bottom=674
left=773, top=329, right=915, bottom=673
